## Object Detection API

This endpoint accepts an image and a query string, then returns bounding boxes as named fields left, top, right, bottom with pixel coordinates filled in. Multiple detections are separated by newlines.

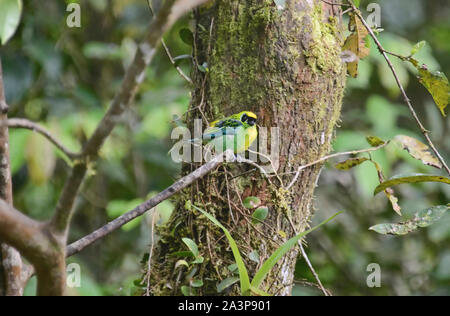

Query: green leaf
left=171, top=251, right=195, bottom=258
left=175, top=260, right=189, bottom=269
left=251, top=212, right=342, bottom=291
left=182, top=238, right=199, bottom=258
left=190, top=279, right=204, bottom=288
left=369, top=222, right=414, bottom=236
left=181, top=285, right=195, bottom=296
left=252, top=207, right=269, bottom=224
left=374, top=174, right=450, bottom=195
left=228, top=264, right=238, bottom=273
left=370, top=205, right=448, bottom=236
left=243, top=196, right=261, bottom=209
left=415, top=205, right=448, bottom=227
left=217, top=277, right=240, bottom=293
left=179, top=28, right=194, bottom=46
left=411, top=40, right=426, bottom=56
left=417, top=65, right=449, bottom=117
left=366, top=135, right=386, bottom=147
left=192, top=256, right=204, bottom=264
left=194, top=205, right=251, bottom=295
left=393, top=135, right=442, bottom=169
left=353, top=0, right=361, bottom=8
left=185, top=266, right=198, bottom=282
left=335, top=157, right=369, bottom=170
left=0, top=0, right=22, bottom=45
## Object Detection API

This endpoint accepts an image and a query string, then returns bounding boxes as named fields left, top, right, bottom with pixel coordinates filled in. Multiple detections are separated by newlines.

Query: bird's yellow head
left=236, top=111, right=257, bottom=126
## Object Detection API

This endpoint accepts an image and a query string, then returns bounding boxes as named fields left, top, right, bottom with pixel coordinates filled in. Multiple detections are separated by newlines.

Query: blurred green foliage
left=1, top=0, right=448, bottom=295
left=295, top=0, right=450, bottom=296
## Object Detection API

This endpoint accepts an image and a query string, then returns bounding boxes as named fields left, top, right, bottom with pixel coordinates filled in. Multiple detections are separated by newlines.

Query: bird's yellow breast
left=246, top=126, right=258, bottom=149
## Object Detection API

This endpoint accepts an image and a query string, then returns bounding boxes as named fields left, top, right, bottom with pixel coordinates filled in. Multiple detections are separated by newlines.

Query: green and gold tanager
left=202, top=111, right=258, bottom=154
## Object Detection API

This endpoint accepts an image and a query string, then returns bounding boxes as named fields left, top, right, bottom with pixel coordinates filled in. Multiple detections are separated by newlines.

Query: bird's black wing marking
left=216, top=119, right=243, bottom=128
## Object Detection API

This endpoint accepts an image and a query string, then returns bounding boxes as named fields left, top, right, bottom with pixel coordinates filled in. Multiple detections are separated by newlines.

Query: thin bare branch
left=7, top=118, right=81, bottom=160
left=66, top=150, right=230, bottom=257
left=286, top=142, right=389, bottom=190
left=347, top=0, right=450, bottom=176
left=285, top=215, right=329, bottom=296
left=147, top=0, right=193, bottom=84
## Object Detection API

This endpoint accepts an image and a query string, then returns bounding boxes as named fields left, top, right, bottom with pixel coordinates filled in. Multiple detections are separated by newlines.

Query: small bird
left=203, top=111, right=258, bottom=154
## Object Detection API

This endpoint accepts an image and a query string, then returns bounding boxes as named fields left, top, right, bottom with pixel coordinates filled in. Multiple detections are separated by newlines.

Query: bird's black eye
left=242, top=114, right=248, bottom=122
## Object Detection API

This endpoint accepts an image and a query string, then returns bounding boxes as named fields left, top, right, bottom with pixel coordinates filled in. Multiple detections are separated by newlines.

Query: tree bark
left=148, top=0, right=345, bottom=296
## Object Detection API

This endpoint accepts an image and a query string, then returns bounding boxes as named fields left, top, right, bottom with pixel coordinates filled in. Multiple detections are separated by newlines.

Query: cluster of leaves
left=342, top=3, right=449, bottom=117
left=337, top=1, right=449, bottom=238
left=335, top=134, right=449, bottom=235
left=295, top=0, right=450, bottom=296
left=178, top=204, right=341, bottom=296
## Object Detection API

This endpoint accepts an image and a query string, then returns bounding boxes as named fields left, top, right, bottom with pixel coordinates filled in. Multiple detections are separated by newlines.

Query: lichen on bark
left=143, top=0, right=346, bottom=296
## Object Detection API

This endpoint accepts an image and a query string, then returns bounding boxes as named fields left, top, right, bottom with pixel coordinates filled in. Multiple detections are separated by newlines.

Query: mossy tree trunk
left=148, top=0, right=346, bottom=296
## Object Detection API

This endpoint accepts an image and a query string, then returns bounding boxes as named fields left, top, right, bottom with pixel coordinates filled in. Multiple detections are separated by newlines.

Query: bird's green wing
left=202, top=123, right=243, bottom=141
left=215, top=118, right=243, bottom=128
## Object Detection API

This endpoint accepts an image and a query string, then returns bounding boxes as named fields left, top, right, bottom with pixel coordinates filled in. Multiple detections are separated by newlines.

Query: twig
left=143, top=210, right=157, bottom=296
left=285, top=216, right=330, bottom=296
left=223, top=166, right=237, bottom=225
left=7, top=118, right=81, bottom=160
left=286, top=142, right=389, bottom=190
left=247, top=148, right=284, bottom=187
left=293, top=279, right=332, bottom=295
left=146, top=0, right=193, bottom=84
left=66, top=150, right=231, bottom=257
left=347, top=0, right=450, bottom=176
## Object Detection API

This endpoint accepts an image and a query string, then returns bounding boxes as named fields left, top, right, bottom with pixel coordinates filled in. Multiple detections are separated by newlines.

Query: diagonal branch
left=347, top=0, right=450, bottom=176
left=66, top=150, right=230, bottom=257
